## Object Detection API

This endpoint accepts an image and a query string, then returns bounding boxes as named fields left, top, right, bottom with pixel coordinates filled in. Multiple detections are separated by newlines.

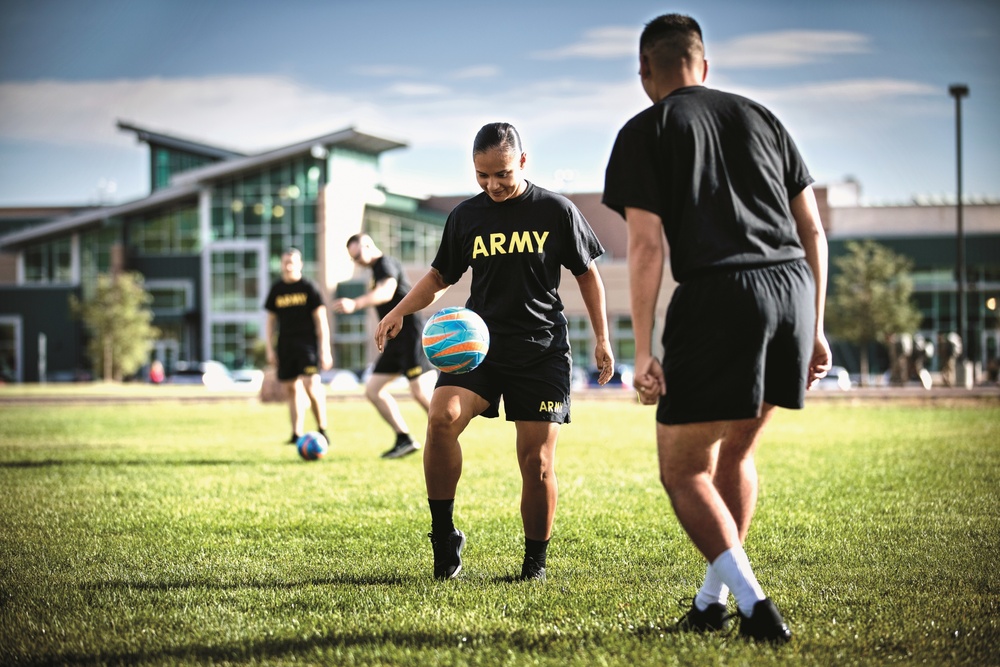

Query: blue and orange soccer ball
left=296, top=432, right=328, bottom=461
left=422, top=307, right=490, bottom=374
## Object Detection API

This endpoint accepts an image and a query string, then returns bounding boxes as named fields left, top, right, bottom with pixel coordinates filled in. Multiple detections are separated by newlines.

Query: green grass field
left=1, top=395, right=998, bottom=666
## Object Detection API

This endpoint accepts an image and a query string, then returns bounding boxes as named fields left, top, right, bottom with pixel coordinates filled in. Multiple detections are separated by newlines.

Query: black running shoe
left=518, top=555, right=546, bottom=581
left=288, top=433, right=300, bottom=445
left=382, top=439, right=420, bottom=459
left=738, top=598, right=792, bottom=643
left=429, top=529, right=465, bottom=580
left=676, top=599, right=731, bottom=632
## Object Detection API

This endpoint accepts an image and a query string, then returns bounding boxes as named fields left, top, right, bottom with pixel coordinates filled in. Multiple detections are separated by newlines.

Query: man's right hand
left=374, top=314, right=402, bottom=353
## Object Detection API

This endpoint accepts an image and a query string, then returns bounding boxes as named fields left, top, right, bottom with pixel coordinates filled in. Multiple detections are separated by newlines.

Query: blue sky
left=0, top=0, right=997, bottom=207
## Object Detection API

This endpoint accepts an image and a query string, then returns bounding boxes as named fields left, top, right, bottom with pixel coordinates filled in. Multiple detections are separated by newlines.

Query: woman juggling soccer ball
left=375, top=122, right=614, bottom=581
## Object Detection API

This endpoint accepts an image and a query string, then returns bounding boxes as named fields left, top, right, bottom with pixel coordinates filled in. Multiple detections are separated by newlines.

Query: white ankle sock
left=694, top=563, right=729, bottom=611
left=711, top=546, right=765, bottom=616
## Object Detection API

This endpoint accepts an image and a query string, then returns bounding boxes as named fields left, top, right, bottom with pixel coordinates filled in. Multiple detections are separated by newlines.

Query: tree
left=825, top=240, right=921, bottom=385
left=70, top=272, right=160, bottom=382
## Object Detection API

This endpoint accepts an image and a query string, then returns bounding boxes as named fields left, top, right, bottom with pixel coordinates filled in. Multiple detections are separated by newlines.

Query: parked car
left=816, top=365, right=852, bottom=391
left=322, top=368, right=362, bottom=390
left=587, top=363, right=634, bottom=389
left=166, top=361, right=235, bottom=390
left=230, top=367, right=265, bottom=391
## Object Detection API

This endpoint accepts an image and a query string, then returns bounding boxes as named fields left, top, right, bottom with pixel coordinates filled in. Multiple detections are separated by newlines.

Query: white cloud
left=710, top=30, right=870, bottom=69
left=385, top=82, right=452, bottom=97
left=770, top=78, right=938, bottom=102
left=529, top=26, right=870, bottom=68
left=352, top=64, right=423, bottom=78
left=450, top=65, right=501, bottom=80
left=0, top=74, right=646, bottom=151
left=0, top=69, right=946, bottom=200
left=531, top=26, right=638, bottom=60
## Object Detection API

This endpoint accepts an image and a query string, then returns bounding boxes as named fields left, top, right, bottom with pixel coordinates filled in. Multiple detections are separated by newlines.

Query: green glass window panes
left=148, top=286, right=189, bottom=315
left=612, top=315, right=635, bottom=364
left=209, top=156, right=326, bottom=280
left=210, top=250, right=259, bottom=313
left=566, top=315, right=591, bottom=368
left=334, top=312, right=367, bottom=372
left=22, top=237, right=72, bottom=284
left=153, top=147, right=215, bottom=191
left=130, top=207, right=199, bottom=255
left=363, top=209, right=444, bottom=266
left=211, top=321, right=261, bottom=369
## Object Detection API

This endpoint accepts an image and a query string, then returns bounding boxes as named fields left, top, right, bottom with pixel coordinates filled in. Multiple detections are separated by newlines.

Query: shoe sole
left=383, top=442, right=421, bottom=459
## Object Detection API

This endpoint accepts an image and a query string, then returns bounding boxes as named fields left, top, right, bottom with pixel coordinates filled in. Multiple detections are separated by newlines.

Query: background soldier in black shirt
left=264, top=248, right=333, bottom=445
left=332, top=233, right=436, bottom=459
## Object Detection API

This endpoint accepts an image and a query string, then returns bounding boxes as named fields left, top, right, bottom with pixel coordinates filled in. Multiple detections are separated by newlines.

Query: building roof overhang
left=0, top=126, right=407, bottom=250
left=117, top=120, right=246, bottom=160
left=170, top=127, right=407, bottom=187
left=0, top=184, right=200, bottom=250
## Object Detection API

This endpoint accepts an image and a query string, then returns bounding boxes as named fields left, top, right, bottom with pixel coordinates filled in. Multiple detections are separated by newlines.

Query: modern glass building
left=0, top=123, right=447, bottom=382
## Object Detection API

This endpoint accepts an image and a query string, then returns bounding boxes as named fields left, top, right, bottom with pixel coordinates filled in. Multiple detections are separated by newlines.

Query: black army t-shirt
left=371, top=255, right=412, bottom=321
left=264, top=278, right=323, bottom=342
left=432, top=181, right=604, bottom=337
left=603, top=86, right=814, bottom=282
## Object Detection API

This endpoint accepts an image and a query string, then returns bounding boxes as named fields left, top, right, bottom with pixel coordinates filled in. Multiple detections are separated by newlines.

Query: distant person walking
left=603, top=14, right=831, bottom=643
left=938, top=331, right=962, bottom=387
left=264, top=248, right=333, bottom=444
left=332, top=233, right=437, bottom=459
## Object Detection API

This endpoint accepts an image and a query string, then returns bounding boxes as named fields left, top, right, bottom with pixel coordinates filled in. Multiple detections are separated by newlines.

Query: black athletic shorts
left=436, top=328, right=572, bottom=423
left=658, top=259, right=816, bottom=425
left=373, top=323, right=434, bottom=379
left=277, top=337, right=319, bottom=381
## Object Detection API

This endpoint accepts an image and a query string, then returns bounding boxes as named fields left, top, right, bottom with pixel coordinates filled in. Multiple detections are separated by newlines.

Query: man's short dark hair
left=640, top=13, right=704, bottom=66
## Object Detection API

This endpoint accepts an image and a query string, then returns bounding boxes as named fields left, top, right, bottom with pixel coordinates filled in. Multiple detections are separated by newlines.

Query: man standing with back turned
left=603, top=14, right=831, bottom=642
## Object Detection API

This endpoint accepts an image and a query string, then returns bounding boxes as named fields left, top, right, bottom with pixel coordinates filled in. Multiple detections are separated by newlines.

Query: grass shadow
left=0, top=459, right=274, bottom=469
left=79, top=573, right=409, bottom=591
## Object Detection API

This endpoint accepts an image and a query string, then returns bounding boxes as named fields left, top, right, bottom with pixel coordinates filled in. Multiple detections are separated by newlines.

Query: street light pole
left=949, top=83, right=969, bottom=374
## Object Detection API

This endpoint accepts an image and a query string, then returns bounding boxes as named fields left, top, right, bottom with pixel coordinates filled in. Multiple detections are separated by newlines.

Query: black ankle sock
left=396, top=432, right=412, bottom=445
left=525, top=537, right=549, bottom=565
left=428, top=498, right=455, bottom=536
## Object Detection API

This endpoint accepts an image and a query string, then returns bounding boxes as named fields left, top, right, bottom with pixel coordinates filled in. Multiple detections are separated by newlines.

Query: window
left=211, top=321, right=261, bottom=369
left=566, top=315, right=591, bottom=368
left=0, top=316, right=21, bottom=382
left=333, top=280, right=368, bottom=372
left=210, top=157, right=325, bottom=279
left=334, top=313, right=367, bottom=373
left=210, top=251, right=260, bottom=313
left=146, top=282, right=193, bottom=317
left=612, top=315, right=635, bottom=364
left=129, top=206, right=199, bottom=255
left=153, top=147, right=215, bottom=190
left=23, top=238, right=72, bottom=284
left=364, top=209, right=444, bottom=265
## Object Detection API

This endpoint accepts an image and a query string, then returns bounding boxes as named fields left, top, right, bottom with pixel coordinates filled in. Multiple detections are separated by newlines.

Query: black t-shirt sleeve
left=562, top=203, right=605, bottom=276
left=603, top=117, right=664, bottom=220
left=431, top=212, right=468, bottom=285
left=776, top=118, right=815, bottom=199
left=373, top=255, right=402, bottom=285
left=264, top=283, right=277, bottom=312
